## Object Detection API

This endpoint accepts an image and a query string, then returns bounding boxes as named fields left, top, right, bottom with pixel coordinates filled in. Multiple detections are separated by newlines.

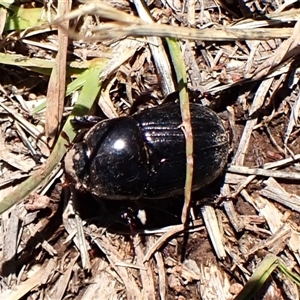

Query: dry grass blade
left=45, top=0, right=70, bottom=140
left=0, top=52, right=107, bottom=71
left=260, top=178, right=300, bottom=213
left=143, top=220, right=203, bottom=262
left=54, top=19, right=293, bottom=42
left=153, top=244, right=167, bottom=300
left=284, top=87, right=300, bottom=146
left=165, top=38, right=193, bottom=224
left=228, top=165, right=300, bottom=180
left=48, top=254, right=79, bottom=299
left=63, top=188, right=91, bottom=271
left=51, top=2, right=294, bottom=42
left=201, top=205, right=226, bottom=259
left=244, top=223, right=291, bottom=258
left=263, top=153, right=300, bottom=168
left=231, top=8, right=300, bottom=29
left=133, top=235, right=156, bottom=300
left=223, top=200, right=240, bottom=231
left=0, top=130, right=35, bottom=172
left=133, top=0, right=175, bottom=96
left=80, top=259, right=120, bottom=299
left=99, top=39, right=144, bottom=80
left=0, top=259, right=56, bottom=299
left=93, top=235, right=143, bottom=299
left=0, top=101, right=47, bottom=144
left=0, top=7, right=6, bottom=37
left=232, top=78, right=274, bottom=166
left=228, top=153, right=300, bottom=198
left=252, top=19, right=300, bottom=80
left=52, top=2, right=144, bottom=25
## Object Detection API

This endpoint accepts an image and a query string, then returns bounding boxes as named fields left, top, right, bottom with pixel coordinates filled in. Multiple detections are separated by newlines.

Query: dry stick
left=263, top=153, right=300, bottom=169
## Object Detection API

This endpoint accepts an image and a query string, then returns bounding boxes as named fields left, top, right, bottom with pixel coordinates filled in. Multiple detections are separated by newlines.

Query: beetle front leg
left=71, top=115, right=103, bottom=128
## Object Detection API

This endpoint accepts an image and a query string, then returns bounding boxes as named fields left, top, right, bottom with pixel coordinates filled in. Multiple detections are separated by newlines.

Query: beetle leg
left=71, top=115, right=103, bottom=128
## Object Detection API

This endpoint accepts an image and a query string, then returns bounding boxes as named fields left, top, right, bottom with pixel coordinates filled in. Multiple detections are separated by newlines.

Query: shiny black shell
left=64, top=103, right=229, bottom=200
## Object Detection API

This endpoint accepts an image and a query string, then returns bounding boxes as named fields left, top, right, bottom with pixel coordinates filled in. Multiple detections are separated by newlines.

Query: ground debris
left=1, top=0, right=300, bottom=299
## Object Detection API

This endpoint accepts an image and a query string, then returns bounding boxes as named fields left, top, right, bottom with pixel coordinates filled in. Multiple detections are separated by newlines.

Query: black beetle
left=64, top=103, right=229, bottom=200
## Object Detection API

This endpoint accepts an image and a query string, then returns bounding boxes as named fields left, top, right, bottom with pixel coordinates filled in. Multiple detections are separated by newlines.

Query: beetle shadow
left=74, top=173, right=226, bottom=233
left=74, top=191, right=184, bottom=230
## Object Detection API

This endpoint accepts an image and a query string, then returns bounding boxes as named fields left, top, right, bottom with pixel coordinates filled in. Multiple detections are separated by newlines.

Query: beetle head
left=64, top=143, right=90, bottom=188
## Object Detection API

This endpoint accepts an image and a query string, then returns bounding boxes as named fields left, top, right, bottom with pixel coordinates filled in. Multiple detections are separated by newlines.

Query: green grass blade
left=278, top=260, right=300, bottom=286
left=0, top=3, right=47, bottom=30
left=165, top=37, right=192, bottom=223
left=31, top=66, right=103, bottom=115
left=235, top=255, right=279, bottom=300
